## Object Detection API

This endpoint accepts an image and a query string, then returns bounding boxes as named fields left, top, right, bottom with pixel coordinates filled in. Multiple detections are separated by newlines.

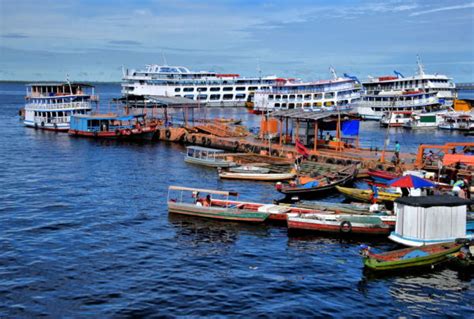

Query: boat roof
left=72, top=113, right=137, bottom=121
left=26, top=82, right=94, bottom=87
left=186, top=146, right=226, bottom=152
left=395, top=195, right=472, bottom=208
left=271, top=109, right=354, bottom=121
left=169, top=185, right=238, bottom=196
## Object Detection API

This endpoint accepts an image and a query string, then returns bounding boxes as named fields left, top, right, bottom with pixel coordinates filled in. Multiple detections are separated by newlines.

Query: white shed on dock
left=389, top=196, right=473, bottom=247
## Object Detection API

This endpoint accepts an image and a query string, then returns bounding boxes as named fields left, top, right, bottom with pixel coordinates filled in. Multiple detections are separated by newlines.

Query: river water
left=0, top=82, right=472, bottom=317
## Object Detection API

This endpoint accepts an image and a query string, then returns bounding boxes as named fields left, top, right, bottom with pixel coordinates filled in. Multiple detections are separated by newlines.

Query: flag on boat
left=342, top=120, right=360, bottom=136
left=295, top=139, right=310, bottom=158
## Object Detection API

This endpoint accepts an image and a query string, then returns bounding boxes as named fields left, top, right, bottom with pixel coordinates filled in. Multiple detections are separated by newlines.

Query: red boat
left=287, top=213, right=392, bottom=236
left=367, top=169, right=399, bottom=183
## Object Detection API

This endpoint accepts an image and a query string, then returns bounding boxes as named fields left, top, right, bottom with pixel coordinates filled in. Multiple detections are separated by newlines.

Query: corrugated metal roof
left=270, top=109, right=352, bottom=121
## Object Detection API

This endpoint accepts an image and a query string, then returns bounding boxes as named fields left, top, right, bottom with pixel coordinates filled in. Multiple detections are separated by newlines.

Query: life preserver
left=340, top=221, right=352, bottom=233
left=191, top=135, right=196, bottom=143
left=165, top=129, right=171, bottom=139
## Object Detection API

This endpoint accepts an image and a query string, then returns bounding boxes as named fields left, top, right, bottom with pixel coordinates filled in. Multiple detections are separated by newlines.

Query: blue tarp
left=342, top=120, right=360, bottom=136
left=302, top=181, right=319, bottom=188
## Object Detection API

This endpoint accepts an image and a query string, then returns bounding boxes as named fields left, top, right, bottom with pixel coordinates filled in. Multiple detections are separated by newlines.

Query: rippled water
left=0, top=82, right=472, bottom=317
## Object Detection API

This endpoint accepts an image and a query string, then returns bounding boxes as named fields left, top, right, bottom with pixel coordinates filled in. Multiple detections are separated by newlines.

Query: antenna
left=161, top=52, right=168, bottom=66
left=329, top=66, right=338, bottom=80
left=416, top=54, right=425, bottom=76
left=66, top=73, right=73, bottom=94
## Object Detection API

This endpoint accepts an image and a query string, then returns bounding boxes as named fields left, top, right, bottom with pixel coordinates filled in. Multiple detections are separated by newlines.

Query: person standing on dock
left=394, top=141, right=400, bottom=161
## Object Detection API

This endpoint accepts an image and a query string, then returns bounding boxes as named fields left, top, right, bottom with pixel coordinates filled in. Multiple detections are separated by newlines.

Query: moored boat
left=451, top=239, right=474, bottom=270
left=276, top=166, right=357, bottom=198
left=380, top=111, right=414, bottom=127
left=438, top=112, right=474, bottom=131
left=219, top=171, right=295, bottom=181
left=229, top=165, right=270, bottom=174
left=336, top=186, right=401, bottom=203
left=287, top=213, right=391, bottom=236
left=367, top=169, right=399, bottom=184
left=68, top=113, right=157, bottom=140
left=360, top=242, right=461, bottom=272
left=184, top=146, right=236, bottom=168
left=167, top=186, right=269, bottom=223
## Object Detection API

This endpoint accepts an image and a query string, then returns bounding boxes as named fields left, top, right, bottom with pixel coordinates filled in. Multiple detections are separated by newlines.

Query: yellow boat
left=336, top=186, right=401, bottom=203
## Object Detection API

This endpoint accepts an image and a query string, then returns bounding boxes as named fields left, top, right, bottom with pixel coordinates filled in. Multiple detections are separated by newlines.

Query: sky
left=0, top=0, right=473, bottom=82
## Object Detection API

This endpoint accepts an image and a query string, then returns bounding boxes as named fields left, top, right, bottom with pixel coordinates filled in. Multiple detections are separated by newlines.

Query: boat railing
left=85, top=124, right=134, bottom=132
left=33, top=117, right=70, bottom=124
left=25, top=101, right=92, bottom=110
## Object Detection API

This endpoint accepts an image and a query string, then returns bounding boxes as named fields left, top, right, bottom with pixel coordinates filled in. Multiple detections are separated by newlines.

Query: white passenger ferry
left=24, top=82, right=97, bottom=131
left=358, top=57, right=456, bottom=120
left=253, top=68, right=361, bottom=112
left=121, top=64, right=281, bottom=107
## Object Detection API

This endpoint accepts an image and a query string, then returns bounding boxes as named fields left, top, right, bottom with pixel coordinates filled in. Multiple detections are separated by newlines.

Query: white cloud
left=410, top=2, right=474, bottom=16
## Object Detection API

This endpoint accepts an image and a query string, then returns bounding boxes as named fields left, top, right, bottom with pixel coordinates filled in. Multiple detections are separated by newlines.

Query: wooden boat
left=184, top=146, right=236, bottom=168
left=295, top=201, right=395, bottom=226
left=336, top=186, right=401, bottom=203
left=361, top=242, right=461, bottom=272
left=219, top=171, right=295, bottom=181
left=451, top=239, right=474, bottom=269
left=276, top=166, right=357, bottom=198
left=167, top=186, right=269, bottom=223
left=229, top=165, right=270, bottom=174
left=69, top=113, right=157, bottom=140
left=287, top=213, right=391, bottom=236
left=367, top=169, right=399, bottom=184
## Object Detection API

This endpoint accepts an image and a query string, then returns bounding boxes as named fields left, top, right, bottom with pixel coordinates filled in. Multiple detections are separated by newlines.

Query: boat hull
left=363, top=242, right=461, bottom=272
left=336, top=186, right=400, bottom=203
left=184, top=157, right=235, bottom=168
left=168, top=202, right=269, bottom=223
left=219, top=172, right=295, bottom=181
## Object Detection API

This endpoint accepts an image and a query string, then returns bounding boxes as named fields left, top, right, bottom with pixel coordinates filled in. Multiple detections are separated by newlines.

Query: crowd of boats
left=18, top=57, right=474, bottom=274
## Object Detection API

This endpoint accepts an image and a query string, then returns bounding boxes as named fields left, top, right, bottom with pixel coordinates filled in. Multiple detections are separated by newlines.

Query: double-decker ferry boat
left=24, top=82, right=97, bottom=131
left=358, top=57, right=456, bottom=120
left=438, top=112, right=474, bottom=131
left=121, top=64, right=281, bottom=107
left=253, top=68, right=361, bottom=112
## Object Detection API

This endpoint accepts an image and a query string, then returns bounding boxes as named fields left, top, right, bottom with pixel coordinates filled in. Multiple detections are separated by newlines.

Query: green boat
left=167, top=186, right=270, bottom=223
left=361, top=242, right=461, bottom=272
left=451, top=239, right=474, bottom=270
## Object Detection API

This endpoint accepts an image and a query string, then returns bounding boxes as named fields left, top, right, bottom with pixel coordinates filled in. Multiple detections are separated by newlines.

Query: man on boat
left=394, top=141, right=400, bottom=160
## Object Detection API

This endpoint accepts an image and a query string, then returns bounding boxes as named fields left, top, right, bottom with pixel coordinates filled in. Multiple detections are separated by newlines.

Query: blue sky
left=0, top=0, right=473, bottom=82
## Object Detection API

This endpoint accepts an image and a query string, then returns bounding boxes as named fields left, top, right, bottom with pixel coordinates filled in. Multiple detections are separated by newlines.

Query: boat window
left=223, top=87, right=233, bottom=91
left=235, top=94, right=246, bottom=99
left=223, top=94, right=233, bottom=100
left=58, top=111, right=63, bottom=117
left=296, top=103, right=302, bottom=108
left=197, top=94, right=208, bottom=100
left=269, top=95, right=274, bottom=99
left=184, top=94, right=194, bottom=99
left=314, top=93, right=322, bottom=99
left=210, top=94, right=221, bottom=100
left=197, top=87, right=207, bottom=92
left=288, top=103, right=295, bottom=109
left=297, top=95, right=303, bottom=99
left=304, top=94, right=311, bottom=100
left=248, top=86, right=258, bottom=91
left=174, top=95, right=181, bottom=97
left=236, top=87, right=246, bottom=91
left=183, top=87, right=194, bottom=92
left=275, top=103, right=280, bottom=107
left=174, top=88, right=181, bottom=92
left=282, top=95, right=288, bottom=99
left=210, top=87, right=220, bottom=92
left=289, top=95, right=296, bottom=99
left=281, top=103, right=287, bottom=108
left=275, top=95, right=281, bottom=99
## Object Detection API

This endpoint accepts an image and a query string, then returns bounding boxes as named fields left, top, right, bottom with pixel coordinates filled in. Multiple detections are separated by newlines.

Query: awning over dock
left=270, top=109, right=354, bottom=122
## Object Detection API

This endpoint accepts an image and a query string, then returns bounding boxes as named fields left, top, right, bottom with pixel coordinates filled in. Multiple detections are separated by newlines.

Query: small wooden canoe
left=287, top=213, right=392, bottom=236
left=277, top=166, right=357, bottom=198
left=361, top=242, right=461, bottom=272
left=229, top=165, right=270, bottom=174
left=219, top=171, right=295, bottom=181
left=336, top=186, right=401, bottom=203
left=367, top=169, right=399, bottom=183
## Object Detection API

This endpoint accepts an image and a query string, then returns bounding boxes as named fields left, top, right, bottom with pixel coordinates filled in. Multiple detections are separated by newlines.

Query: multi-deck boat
left=253, top=68, right=361, bottom=112
left=121, top=64, right=280, bottom=107
left=358, top=57, right=456, bottom=120
left=438, top=112, right=474, bottom=131
left=403, top=110, right=449, bottom=129
left=24, top=82, right=97, bottom=131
